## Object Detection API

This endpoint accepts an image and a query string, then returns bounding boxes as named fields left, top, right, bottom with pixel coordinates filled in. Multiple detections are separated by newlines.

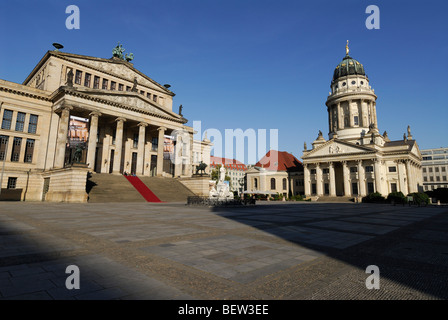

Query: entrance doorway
left=334, top=162, right=344, bottom=196
left=131, top=152, right=137, bottom=175
left=150, top=155, right=157, bottom=176
left=109, top=150, right=114, bottom=173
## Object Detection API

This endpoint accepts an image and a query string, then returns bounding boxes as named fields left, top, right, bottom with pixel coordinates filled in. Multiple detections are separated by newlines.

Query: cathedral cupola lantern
left=326, top=41, right=378, bottom=144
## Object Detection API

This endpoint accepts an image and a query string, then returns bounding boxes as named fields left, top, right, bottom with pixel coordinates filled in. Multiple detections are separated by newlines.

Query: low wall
left=43, top=164, right=89, bottom=203
left=179, top=176, right=213, bottom=197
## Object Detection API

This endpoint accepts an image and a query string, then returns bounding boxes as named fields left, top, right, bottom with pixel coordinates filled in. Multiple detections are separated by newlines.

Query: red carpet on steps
left=124, top=175, right=162, bottom=202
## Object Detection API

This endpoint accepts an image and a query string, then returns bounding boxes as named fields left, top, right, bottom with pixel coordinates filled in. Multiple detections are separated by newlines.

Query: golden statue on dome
left=346, top=40, right=350, bottom=55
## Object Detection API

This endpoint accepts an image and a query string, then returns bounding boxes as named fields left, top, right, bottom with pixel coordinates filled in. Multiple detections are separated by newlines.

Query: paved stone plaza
left=0, top=201, right=447, bottom=300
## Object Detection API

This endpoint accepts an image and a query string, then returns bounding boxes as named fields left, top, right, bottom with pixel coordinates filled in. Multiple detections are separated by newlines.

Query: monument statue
left=125, top=53, right=134, bottom=62
left=178, top=105, right=183, bottom=116
left=304, top=142, right=307, bottom=151
left=112, top=42, right=125, bottom=60
left=346, top=40, right=349, bottom=55
left=67, top=69, right=74, bottom=87
left=131, top=77, right=138, bottom=92
left=195, top=161, right=207, bottom=176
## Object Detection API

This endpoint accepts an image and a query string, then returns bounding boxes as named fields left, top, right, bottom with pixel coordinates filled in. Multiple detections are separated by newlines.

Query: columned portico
left=54, top=105, right=72, bottom=168
left=113, top=117, right=126, bottom=174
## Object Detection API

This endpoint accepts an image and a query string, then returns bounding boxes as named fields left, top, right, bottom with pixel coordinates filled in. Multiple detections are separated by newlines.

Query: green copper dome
left=332, top=55, right=366, bottom=81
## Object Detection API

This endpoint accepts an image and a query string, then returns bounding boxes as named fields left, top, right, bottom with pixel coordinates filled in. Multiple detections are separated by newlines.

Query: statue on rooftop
left=112, top=42, right=125, bottom=60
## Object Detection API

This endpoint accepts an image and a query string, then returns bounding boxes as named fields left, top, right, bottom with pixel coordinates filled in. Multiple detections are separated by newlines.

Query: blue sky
left=0, top=0, right=447, bottom=163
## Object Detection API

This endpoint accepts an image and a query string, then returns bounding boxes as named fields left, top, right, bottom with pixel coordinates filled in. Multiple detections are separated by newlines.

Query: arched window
left=282, top=178, right=287, bottom=190
left=254, top=178, right=258, bottom=190
left=271, top=178, right=276, bottom=190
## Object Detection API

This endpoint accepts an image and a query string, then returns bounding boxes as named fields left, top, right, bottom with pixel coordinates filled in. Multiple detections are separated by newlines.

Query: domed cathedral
left=301, top=41, right=423, bottom=200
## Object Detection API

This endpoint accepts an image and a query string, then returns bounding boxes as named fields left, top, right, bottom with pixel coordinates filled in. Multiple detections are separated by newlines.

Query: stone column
left=86, top=111, right=101, bottom=170
left=337, top=102, right=343, bottom=129
left=348, top=100, right=353, bottom=127
left=54, top=105, right=72, bottom=168
left=397, top=160, right=408, bottom=195
left=136, top=122, right=147, bottom=175
left=173, top=135, right=182, bottom=177
left=112, top=117, right=126, bottom=174
left=342, top=161, right=350, bottom=196
left=358, top=160, right=366, bottom=196
left=329, top=162, right=336, bottom=197
left=373, top=102, right=378, bottom=129
left=329, top=162, right=336, bottom=196
left=405, top=160, right=414, bottom=193
left=316, top=163, right=323, bottom=196
left=374, top=159, right=382, bottom=195
left=304, top=164, right=311, bottom=197
left=101, top=126, right=111, bottom=173
left=156, top=127, right=166, bottom=176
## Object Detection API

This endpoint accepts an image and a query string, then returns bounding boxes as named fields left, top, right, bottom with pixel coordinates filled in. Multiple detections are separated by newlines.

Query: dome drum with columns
left=301, top=42, right=423, bottom=200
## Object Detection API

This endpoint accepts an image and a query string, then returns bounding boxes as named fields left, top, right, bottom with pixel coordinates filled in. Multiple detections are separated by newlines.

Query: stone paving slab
left=0, top=202, right=447, bottom=300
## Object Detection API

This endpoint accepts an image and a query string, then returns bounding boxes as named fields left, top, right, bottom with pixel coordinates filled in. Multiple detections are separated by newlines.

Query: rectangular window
left=126, top=86, right=131, bottom=92
left=84, top=73, right=91, bottom=87
left=365, top=166, right=374, bottom=172
left=388, top=166, right=397, bottom=173
left=442, top=167, right=446, bottom=172
left=28, top=114, right=38, bottom=134
left=391, top=183, right=397, bottom=193
left=436, top=176, right=440, bottom=182
left=133, top=133, right=138, bottom=148
left=15, top=112, right=26, bottom=132
left=424, top=177, right=427, bottom=182
left=443, top=176, right=447, bottom=181
left=140, top=90, right=145, bottom=95
left=24, top=139, right=35, bottom=163
left=310, top=169, right=316, bottom=174
left=75, top=70, right=82, bottom=85
left=423, top=156, right=432, bottom=161
left=435, top=167, right=440, bottom=172
left=153, top=95, right=158, bottom=102
left=118, top=83, right=124, bottom=91
left=429, top=168, right=433, bottom=173
left=323, top=168, right=329, bottom=174
left=1, top=109, right=13, bottom=130
left=367, top=182, right=375, bottom=194
left=7, top=177, right=17, bottom=189
left=352, top=182, right=358, bottom=195
left=151, top=137, right=158, bottom=151
left=430, top=176, right=434, bottom=182
left=354, top=116, right=359, bottom=126
left=93, top=76, right=100, bottom=89
left=312, top=183, right=317, bottom=195
left=10, top=137, right=22, bottom=162
left=146, top=92, right=151, bottom=99
left=350, top=167, right=358, bottom=173
left=110, top=81, right=116, bottom=91
left=423, top=168, right=426, bottom=173
left=0, top=135, right=8, bottom=161
left=102, top=79, right=109, bottom=90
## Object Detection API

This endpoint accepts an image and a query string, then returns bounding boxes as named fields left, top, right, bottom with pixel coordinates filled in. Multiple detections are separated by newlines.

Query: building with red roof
left=246, top=150, right=304, bottom=198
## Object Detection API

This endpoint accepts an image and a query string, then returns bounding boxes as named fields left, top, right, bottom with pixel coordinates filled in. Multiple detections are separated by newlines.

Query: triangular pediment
left=72, top=89, right=183, bottom=121
left=303, top=139, right=376, bottom=158
left=54, top=52, right=173, bottom=95
left=410, top=141, right=422, bottom=159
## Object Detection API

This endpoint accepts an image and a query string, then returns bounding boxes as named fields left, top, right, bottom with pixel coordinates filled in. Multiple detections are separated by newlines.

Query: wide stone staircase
left=315, top=196, right=354, bottom=203
left=87, top=173, right=195, bottom=203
